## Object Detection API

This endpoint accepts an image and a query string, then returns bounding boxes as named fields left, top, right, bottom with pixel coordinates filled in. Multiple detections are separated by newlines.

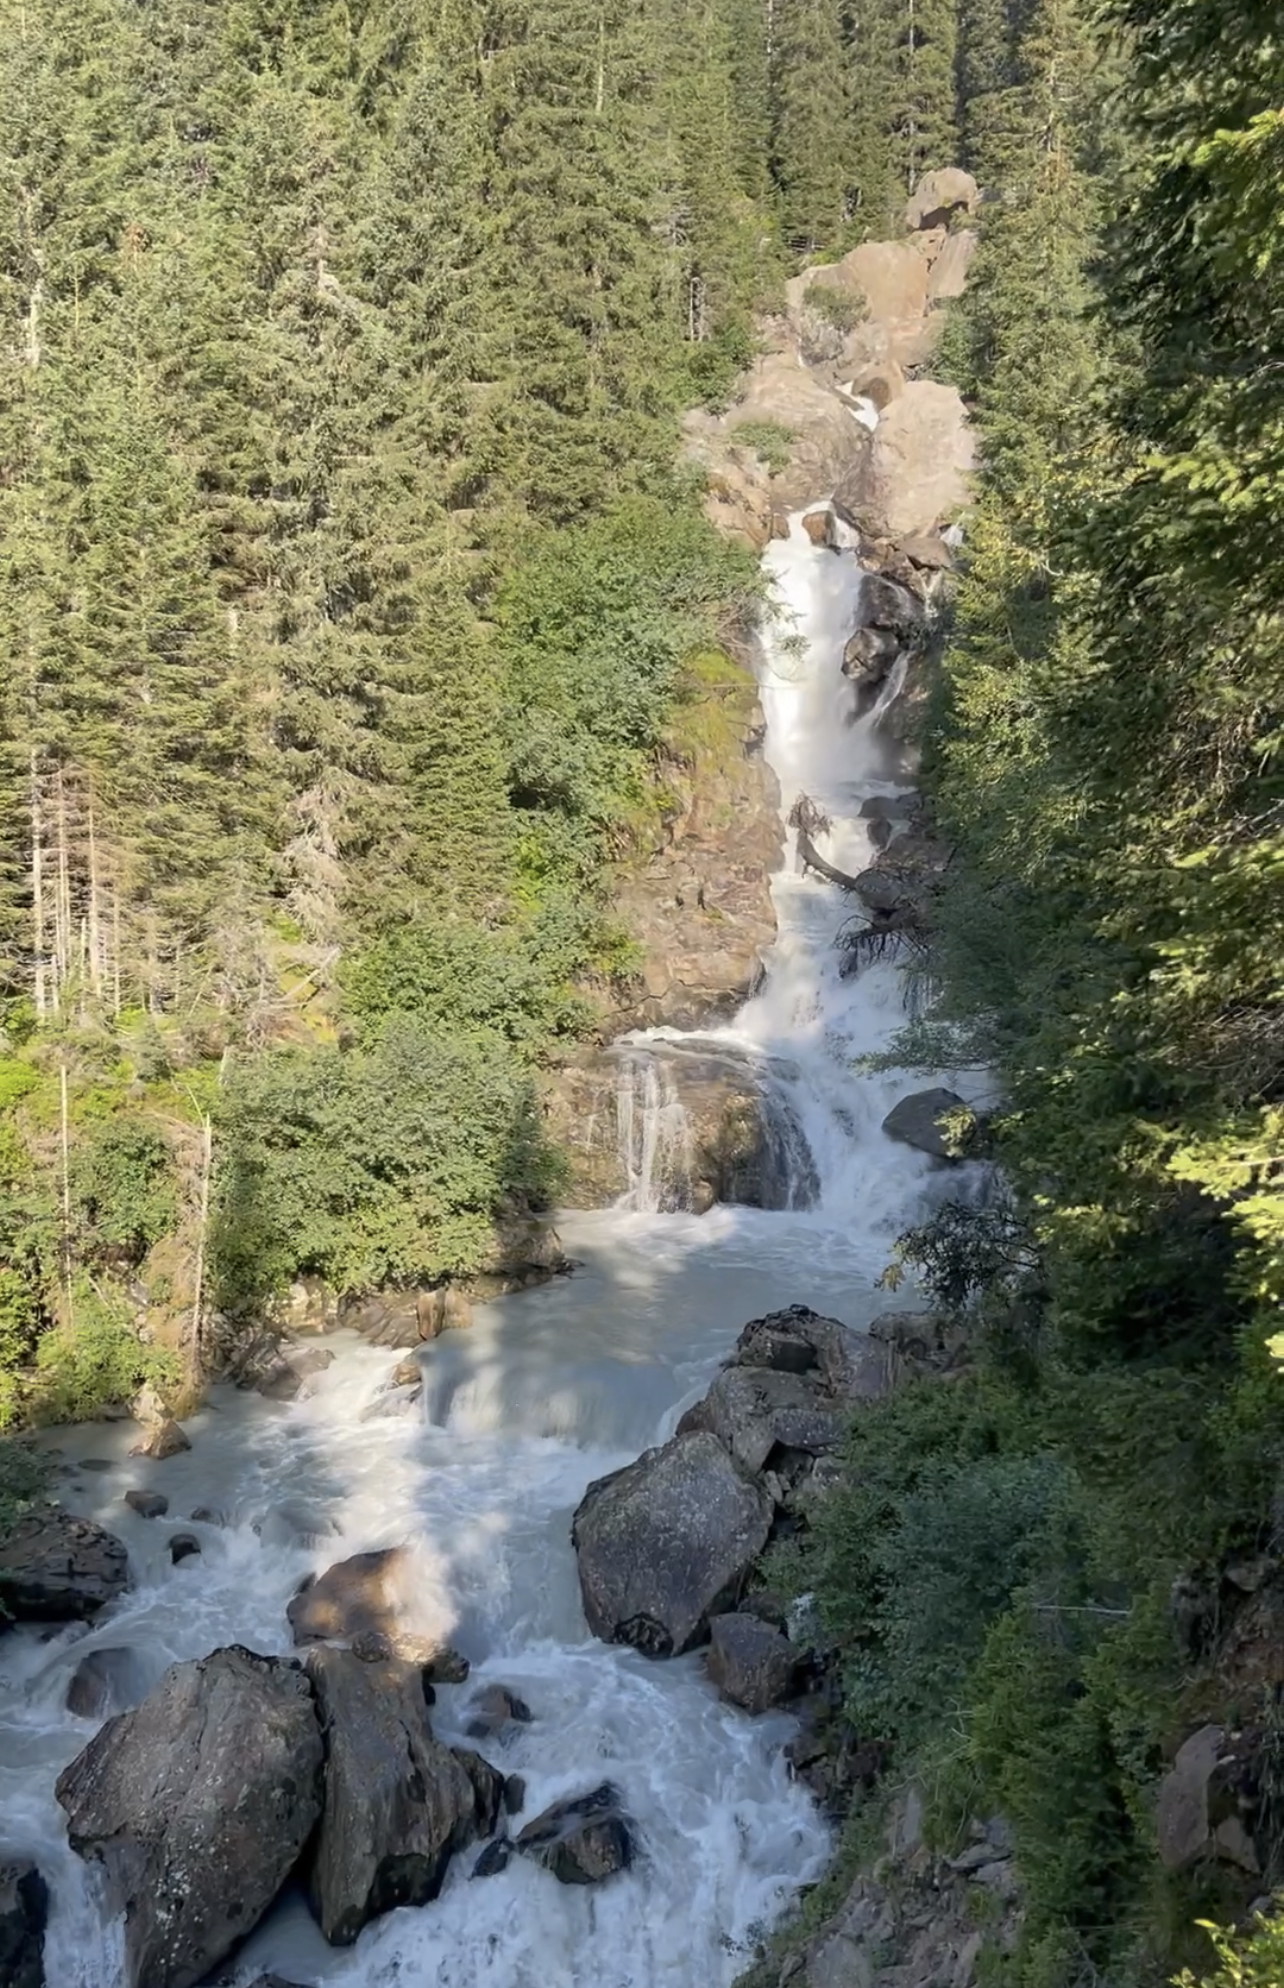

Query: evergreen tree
left=771, top=0, right=852, bottom=252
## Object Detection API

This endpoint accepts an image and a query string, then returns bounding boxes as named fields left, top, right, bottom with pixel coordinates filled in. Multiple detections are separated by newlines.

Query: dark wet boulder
left=504, top=1773, right=527, bottom=1816
left=858, top=573, right=925, bottom=638
left=465, top=1683, right=533, bottom=1740
left=0, top=1860, right=47, bottom=1988
left=881, top=1087, right=969, bottom=1160
left=572, top=1431, right=773, bottom=1657
left=516, top=1783, right=634, bottom=1885
left=305, top=1645, right=489, bottom=1946
left=168, top=1533, right=201, bottom=1565
left=65, top=1645, right=152, bottom=1720
left=124, top=1491, right=168, bottom=1520
left=56, top=1645, right=323, bottom=1988
left=842, top=623, right=901, bottom=686
left=453, top=1747, right=507, bottom=1837
left=0, top=1508, right=129, bottom=1623
left=678, top=1367, right=846, bottom=1475
left=706, top=1612, right=799, bottom=1714
left=471, top=1838, right=511, bottom=1879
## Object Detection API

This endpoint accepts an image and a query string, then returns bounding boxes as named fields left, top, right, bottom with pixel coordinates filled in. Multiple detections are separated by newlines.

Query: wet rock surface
left=0, top=1859, right=47, bottom=1988
left=65, top=1645, right=152, bottom=1720
left=881, top=1087, right=969, bottom=1159
left=0, top=1508, right=130, bottom=1623
left=55, top=1645, right=324, bottom=1988
left=304, top=1645, right=491, bottom=1945
left=515, top=1783, right=635, bottom=1885
left=573, top=1431, right=774, bottom=1656
left=707, top=1611, right=799, bottom=1713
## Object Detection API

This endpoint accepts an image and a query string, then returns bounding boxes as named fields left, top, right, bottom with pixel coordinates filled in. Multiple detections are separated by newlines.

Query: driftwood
left=796, top=828, right=866, bottom=893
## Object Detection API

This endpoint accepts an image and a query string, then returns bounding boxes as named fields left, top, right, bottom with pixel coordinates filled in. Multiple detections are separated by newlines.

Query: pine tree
left=956, top=0, right=1020, bottom=184
left=771, top=0, right=852, bottom=252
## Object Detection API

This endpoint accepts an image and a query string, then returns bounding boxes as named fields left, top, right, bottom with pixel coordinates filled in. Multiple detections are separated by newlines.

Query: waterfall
left=0, top=506, right=973, bottom=1988
left=614, top=1050, right=692, bottom=1212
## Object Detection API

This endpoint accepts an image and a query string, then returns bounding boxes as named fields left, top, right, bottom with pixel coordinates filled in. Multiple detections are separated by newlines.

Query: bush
left=731, top=419, right=795, bottom=475
left=809, top=1379, right=1074, bottom=1748
left=1175, top=1909, right=1284, bottom=1988
left=31, top=1281, right=178, bottom=1423
left=211, top=1015, right=561, bottom=1306
left=70, top=1118, right=177, bottom=1265
left=804, top=282, right=864, bottom=332
left=345, top=916, right=590, bottom=1052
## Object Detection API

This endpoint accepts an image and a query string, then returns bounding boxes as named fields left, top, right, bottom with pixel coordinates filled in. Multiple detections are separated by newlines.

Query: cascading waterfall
left=614, top=1051, right=693, bottom=1213
left=0, top=509, right=970, bottom=1988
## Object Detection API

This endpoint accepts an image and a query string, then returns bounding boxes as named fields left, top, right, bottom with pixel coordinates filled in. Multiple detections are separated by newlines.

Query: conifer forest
left=1, top=1, right=1283, bottom=1985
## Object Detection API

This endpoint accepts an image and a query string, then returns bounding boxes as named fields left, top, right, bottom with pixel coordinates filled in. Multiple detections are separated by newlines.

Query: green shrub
left=32, top=1281, right=178, bottom=1423
left=70, top=1119, right=178, bottom=1265
left=1175, top=1908, right=1284, bottom=1988
left=731, top=419, right=795, bottom=475
left=804, top=283, right=864, bottom=331
left=211, top=1015, right=561, bottom=1307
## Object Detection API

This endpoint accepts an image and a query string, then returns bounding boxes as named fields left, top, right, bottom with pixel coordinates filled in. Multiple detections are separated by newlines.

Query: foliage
left=31, top=1281, right=178, bottom=1424
left=0, top=1434, right=49, bottom=1531
left=731, top=420, right=797, bottom=475
left=70, top=1120, right=177, bottom=1266
left=210, top=1017, right=560, bottom=1307
left=1174, top=1908, right=1284, bottom=1988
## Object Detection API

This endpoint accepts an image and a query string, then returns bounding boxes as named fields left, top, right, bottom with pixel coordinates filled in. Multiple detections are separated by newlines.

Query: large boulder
left=842, top=624, right=902, bottom=688
left=882, top=1088, right=969, bottom=1160
left=55, top=1646, right=323, bottom=1988
left=0, top=1508, right=129, bottom=1622
left=515, top=1784, right=634, bottom=1886
left=724, top=1302, right=895, bottom=1406
left=572, top=1431, right=773, bottom=1656
left=927, top=229, right=978, bottom=302
left=833, top=382, right=974, bottom=541
left=905, top=167, right=980, bottom=231
left=0, top=1861, right=47, bottom=1988
left=286, top=1548, right=465, bottom=1676
left=856, top=574, right=926, bottom=640
left=305, top=1645, right=491, bottom=1945
left=706, top=1612, right=799, bottom=1714
left=814, top=242, right=928, bottom=332
left=678, top=1367, right=846, bottom=1474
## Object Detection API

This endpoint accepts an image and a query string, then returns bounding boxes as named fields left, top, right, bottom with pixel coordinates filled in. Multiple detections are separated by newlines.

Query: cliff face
left=601, top=650, right=783, bottom=1036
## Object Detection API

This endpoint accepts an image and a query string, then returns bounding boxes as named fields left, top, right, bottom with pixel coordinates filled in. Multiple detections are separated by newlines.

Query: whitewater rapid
left=0, top=515, right=965, bottom=1987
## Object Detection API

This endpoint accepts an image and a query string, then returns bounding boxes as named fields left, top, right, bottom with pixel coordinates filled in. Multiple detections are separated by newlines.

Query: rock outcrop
left=0, top=1861, right=47, bottom=1988
left=56, top=1646, right=324, bottom=1988
left=305, top=1645, right=494, bottom=1945
left=0, top=1508, right=130, bottom=1623
left=678, top=1367, right=847, bottom=1475
left=545, top=1041, right=817, bottom=1212
left=573, top=1306, right=880, bottom=1662
left=65, top=1644, right=153, bottom=1720
left=515, top=1784, right=635, bottom=1885
left=833, top=382, right=974, bottom=541
left=572, top=1431, right=774, bottom=1656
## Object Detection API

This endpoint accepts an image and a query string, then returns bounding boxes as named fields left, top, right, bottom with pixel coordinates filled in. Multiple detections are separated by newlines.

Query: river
left=0, top=514, right=971, bottom=1987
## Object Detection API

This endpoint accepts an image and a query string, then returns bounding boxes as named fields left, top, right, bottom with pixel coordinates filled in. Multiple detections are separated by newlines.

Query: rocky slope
left=544, top=168, right=978, bottom=1211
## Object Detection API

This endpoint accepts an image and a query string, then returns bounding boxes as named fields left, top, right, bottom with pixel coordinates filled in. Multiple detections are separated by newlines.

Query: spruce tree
left=771, top=0, right=852, bottom=253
